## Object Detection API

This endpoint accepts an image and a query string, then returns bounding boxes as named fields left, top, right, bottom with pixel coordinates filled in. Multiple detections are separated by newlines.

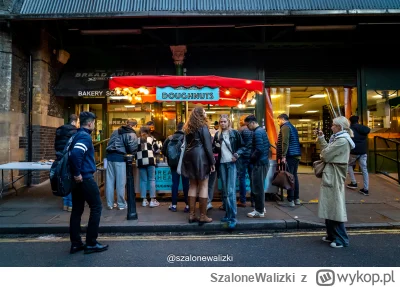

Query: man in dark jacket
left=244, top=115, right=270, bottom=218
left=105, top=118, right=138, bottom=210
left=237, top=115, right=254, bottom=207
left=162, top=122, right=189, bottom=212
left=277, top=114, right=301, bottom=207
left=54, top=114, right=78, bottom=212
left=69, top=111, right=108, bottom=255
left=146, top=121, right=165, bottom=142
left=347, top=116, right=371, bottom=195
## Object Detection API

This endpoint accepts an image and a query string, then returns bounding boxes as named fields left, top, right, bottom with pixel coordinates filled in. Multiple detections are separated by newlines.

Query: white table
left=0, top=162, right=52, bottom=198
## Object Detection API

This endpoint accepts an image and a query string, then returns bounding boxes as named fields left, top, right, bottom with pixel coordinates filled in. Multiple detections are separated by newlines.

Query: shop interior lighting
left=372, top=95, right=383, bottom=99
left=299, top=119, right=312, bottom=122
left=273, top=110, right=286, bottom=113
left=288, top=104, right=303, bottom=107
left=205, top=111, right=216, bottom=114
left=309, top=94, right=326, bottom=98
left=305, top=110, right=319, bottom=113
left=124, top=105, right=136, bottom=108
left=245, top=80, right=252, bottom=84
left=166, top=104, right=175, bottom=107
left=110, top=96, right=130, bottom=100
left=251, top=98, right=257, bottom=105
left=225, top=90, right=231, bottom=95
left=271, top=94, right=280, bottom=99
left=238, top=101, right=246, bottom=109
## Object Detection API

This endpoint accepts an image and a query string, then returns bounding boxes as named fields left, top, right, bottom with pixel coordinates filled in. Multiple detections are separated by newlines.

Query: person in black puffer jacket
left=54, top=114, right=78, bottom=212
left=237, top=115, right=254, bottom=208
left=346, top=116, right=371, bottom=196
left=244, top=115, right=270, bottom=218
left=54, top=114, right=78, bottom=158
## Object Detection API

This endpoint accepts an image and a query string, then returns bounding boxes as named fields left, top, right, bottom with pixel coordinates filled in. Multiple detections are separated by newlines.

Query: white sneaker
left=207, top=203, right=213, bottom=210
left=142, top=199, right=149, bottom=207
left=294, top=199, right=301, bottom=205
left=247, top=210, right=265, bottom=218
left=149, top=199, right=160, bottom=208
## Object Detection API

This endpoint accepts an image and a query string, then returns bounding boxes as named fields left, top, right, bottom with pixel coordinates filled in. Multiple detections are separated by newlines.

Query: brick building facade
left=0, top=26, right=65, bottom=186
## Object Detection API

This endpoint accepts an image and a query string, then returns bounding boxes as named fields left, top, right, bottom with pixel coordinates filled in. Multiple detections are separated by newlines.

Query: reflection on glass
left=367, top=90, right=399, bottom=135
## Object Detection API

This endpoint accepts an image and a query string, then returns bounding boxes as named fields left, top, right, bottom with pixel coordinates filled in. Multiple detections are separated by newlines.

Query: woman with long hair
left=182, top=106, right=215, bottom=225
left=212, top=114, right=244, bottom=229
left=316, top=116, right=355, bottom=248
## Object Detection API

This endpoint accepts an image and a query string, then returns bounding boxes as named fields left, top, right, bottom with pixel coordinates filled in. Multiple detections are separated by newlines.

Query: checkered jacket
left=136, top=136, right=159, bottom=167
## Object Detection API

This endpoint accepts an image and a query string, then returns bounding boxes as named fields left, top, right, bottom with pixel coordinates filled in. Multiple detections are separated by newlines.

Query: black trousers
left=251, top=164, right=269, bottom=213
left=286, top=157, right=300, bottom=202
left=70, top=177, right=102, bottom=246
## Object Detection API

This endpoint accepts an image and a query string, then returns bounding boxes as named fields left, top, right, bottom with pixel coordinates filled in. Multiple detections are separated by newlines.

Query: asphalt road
left=0, top=229, right=399, bottom=267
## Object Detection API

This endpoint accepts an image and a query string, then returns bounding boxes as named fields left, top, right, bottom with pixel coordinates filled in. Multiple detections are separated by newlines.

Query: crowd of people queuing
left=56, top=107, right=370, bottom=253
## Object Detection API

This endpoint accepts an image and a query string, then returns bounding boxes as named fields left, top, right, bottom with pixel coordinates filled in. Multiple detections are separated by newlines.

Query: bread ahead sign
left=156, top=87, right=219, bottom=101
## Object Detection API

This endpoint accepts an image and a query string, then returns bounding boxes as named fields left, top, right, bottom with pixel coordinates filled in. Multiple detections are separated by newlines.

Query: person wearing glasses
left=315, top=116, right=355, bottom=248
left=212, top=114, right=245, bottom=229
left=244, top=115, right=270, bottom=218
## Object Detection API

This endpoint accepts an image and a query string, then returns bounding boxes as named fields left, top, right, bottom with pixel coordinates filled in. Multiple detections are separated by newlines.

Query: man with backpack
left=54, top=114, right=78, bottom=212
left=105, top=118, right=138, bottom=210
left=162, top=122, right=189, bottom=212
left=69, top=111, right=108, bottom=255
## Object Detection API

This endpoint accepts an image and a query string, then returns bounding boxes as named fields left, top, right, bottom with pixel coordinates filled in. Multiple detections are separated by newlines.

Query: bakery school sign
left=156, top=87, right=219, bottom=101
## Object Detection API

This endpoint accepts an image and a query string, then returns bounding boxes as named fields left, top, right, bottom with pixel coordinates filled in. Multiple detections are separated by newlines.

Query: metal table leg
left=1, top=169, right=3, bottom=199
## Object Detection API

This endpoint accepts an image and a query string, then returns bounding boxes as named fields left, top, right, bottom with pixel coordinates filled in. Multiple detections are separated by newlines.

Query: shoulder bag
left=177, top=136, right=186, bottom=175
left=313, top=160, right=326, bottom=178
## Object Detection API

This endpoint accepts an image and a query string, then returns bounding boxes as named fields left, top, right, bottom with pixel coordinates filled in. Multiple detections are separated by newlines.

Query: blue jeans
left=139, top=166, right=156, bottom=198
left=238, top=158, right=252, bottom=203
left=171, top=169, right=189, bottom=205
left=219, top=162, right=237, bottom=223
left=325, top=219, right=349, bottom=246
left=348, top=154, right=369, bottom=190
left=63, top=193, right=72, bottom=207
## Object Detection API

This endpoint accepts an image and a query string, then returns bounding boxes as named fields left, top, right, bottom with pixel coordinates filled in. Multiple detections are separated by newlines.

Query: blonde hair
left=333, top=116, right=354, bottom=137
left=218, top=114, right=231, bottom=139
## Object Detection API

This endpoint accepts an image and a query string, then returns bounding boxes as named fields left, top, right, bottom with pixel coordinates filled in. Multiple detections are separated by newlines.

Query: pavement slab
left=0, top=174, right=399, bottom=234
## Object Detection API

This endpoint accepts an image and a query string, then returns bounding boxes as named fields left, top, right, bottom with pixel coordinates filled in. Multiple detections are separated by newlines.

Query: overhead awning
left=109, top=75, right=264, bottom=107
left=14, top=0, right=400, bottom=18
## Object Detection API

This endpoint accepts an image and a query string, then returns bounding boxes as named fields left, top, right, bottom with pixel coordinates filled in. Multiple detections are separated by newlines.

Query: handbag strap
left=221, top=134, right=234, bottom=156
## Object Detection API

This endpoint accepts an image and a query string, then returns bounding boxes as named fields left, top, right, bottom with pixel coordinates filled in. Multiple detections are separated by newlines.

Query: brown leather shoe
left=188, top=196, right=198, bottom=223
left=199, top=197, right=212, bottom=226
left=237, top=202, right=246, bottom=208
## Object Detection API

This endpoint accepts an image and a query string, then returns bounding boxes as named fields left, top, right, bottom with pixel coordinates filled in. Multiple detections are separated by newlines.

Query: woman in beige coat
left=316, top=116, right=355, bottom=248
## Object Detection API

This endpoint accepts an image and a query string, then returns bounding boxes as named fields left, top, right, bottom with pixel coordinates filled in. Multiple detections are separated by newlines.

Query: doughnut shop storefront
left=108, top=75, right=278, bottom=196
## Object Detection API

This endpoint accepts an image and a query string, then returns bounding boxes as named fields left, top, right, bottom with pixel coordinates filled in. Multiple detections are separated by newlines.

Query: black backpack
left=49, top=133, right=80, bottom=197
left=166, top=134, right=184, bottom=168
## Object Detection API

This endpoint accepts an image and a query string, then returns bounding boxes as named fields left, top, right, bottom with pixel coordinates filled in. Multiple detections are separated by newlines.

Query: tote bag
left=177, top=136, right=186, bottom=175
left=271, top=163, right=295, bottom=190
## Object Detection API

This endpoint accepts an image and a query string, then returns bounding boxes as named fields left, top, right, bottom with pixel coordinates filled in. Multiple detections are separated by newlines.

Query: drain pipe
left=27, top=54, right=33, bottom=185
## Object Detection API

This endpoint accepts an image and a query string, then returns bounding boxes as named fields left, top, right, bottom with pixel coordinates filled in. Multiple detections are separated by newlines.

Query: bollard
left=125, top=154, right=138, bottom=220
